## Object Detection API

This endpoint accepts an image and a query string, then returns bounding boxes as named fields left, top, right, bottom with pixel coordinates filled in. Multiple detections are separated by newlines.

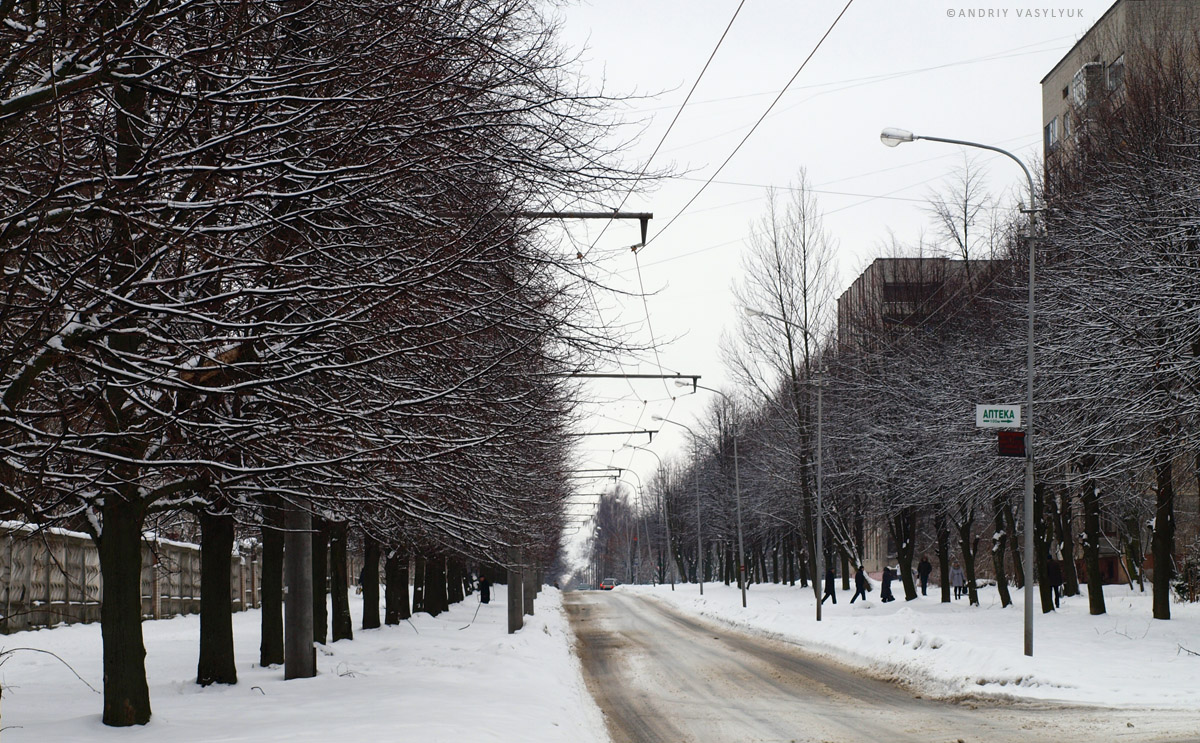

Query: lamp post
left=674, top=382, right=747, bottom=608
left=881, top=127, right=1038, bottom=657
left=744, top=307, right=824, bottom=622
left=616, top=469, right=654, bottom=585
left=623, top=444, right=675, bottom=590
left=653, top=416, right=705, bottom=595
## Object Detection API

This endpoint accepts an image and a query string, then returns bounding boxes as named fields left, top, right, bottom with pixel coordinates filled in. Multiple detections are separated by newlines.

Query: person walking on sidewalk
left=821, top=566, right=837, bottom=605
left=880, top=566, right=897, bottom=602
left=949, top=563, right=966, bottom=600
left=850, top=565, right=870, bottom=603
left=1048, top=557, right=1063, bottom=609
left=917, top=556, right=932, bottom=597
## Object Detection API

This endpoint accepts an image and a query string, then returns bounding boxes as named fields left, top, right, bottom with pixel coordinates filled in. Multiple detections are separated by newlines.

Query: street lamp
left=881, top=127, right=1038, bottom=657
left=622, top=444, right=675, bottom=590
left=653, top=415, right=705, bottom=595
left=673, top=381, right=747, bottom=608
left=744, top=306, right=824, bottom=622
left=616, top=469, right=654, bottom=585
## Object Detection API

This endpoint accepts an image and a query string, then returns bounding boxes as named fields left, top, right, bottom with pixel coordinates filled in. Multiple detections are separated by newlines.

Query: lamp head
left=673, top=380, right=690, bottom=388
left=880, top=127, right=916, bottom=147
left=743, top=306, right=765, bottom=318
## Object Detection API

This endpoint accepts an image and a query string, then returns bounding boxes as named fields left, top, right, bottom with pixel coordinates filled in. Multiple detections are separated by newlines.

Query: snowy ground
left=0, top=586, right=610, bottom=742
left=622, top=579, right=1200, bottom=710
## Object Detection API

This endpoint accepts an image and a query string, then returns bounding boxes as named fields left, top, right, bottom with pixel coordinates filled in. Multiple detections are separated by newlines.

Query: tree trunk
left=311, top=517, right=329, bottom=644
left=507, top=549, right=523, bottom=634
left=1080, top=471, right=1107, bottom=615
left=1152, top=454, right=1175, bottom=620
left=1004, top=500, right=1025, bottom=589
left=329, top=522, right=353, bottom=642
left=98, top=499, right=151, bottom=726
left=1123, top=515, right=1145, bottom=591
left=840, top=550, right=850, bottom=591
left=1034, top=483, right=1054, bottom=613
left=992, top=495, right=1012, bottom=608
left=446, top=556, right=465, bottom=605
left=283, top=500, right=315, bottom=680
left=259, top=505, right=285, bottom=666
left=429, top=555, right=451, bottom=616
left=1057, top=486, right=1080, bottom=596
left=197, top=508, right=237, bottom=686
left=410, top=554, right=427, bottom=613
left=523, top=562, right=536, bottom=616
left=890, top=507, right=918, bottom=601
left=384, top=548, right=410, bottom=624
left=956, top=508, right=980, bottom=606
left=935, top=513, right=951, bottom=603
left=362, top=537, right=380, bottom=630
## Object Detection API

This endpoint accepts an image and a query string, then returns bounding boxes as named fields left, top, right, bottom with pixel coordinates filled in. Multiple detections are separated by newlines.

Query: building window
left=1107, top=54, right=1125, bottom=91
left=1044, top=117, right=1059, bottom=150
left=1072, top=67, right=1088, bottom=106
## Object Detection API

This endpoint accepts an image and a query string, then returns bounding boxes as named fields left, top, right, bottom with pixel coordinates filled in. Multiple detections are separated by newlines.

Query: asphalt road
left=565, top=590, right=1200, bottom=743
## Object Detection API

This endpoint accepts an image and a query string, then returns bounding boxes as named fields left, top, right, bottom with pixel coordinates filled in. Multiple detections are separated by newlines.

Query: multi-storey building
left=1040, top=0, right=1200, bottom=587
left=1041, top=0, right=1200, bottom=156
left=836, top=257, right=991, bottom=575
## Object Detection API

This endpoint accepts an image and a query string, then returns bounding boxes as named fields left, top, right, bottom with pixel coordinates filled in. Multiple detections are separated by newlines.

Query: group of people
left=821, top=556, right=969, bottom=604
left=823, top=564, right=897, bottom=604
left=820, top=553, right=1068, bottom=607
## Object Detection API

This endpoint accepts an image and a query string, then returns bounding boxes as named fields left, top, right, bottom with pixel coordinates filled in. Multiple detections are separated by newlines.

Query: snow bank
left=0, top=586, right=610, bottom=742
left=622, top=581, right=1200, bottom=709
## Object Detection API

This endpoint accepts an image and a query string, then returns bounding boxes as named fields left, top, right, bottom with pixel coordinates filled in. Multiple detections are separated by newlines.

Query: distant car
left=600, top=578, right=618, bottom=590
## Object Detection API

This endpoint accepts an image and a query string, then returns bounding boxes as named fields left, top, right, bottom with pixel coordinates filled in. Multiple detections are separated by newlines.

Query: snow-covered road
left=566, top=590, right=1200, bottom=743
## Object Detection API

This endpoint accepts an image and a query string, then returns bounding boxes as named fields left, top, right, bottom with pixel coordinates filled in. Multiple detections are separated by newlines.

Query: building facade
left=1041, top=0, right=1200, bottom=156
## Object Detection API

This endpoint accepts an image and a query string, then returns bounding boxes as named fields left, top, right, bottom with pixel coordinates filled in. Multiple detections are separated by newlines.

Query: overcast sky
left=544, top=0, right=1115, bottom=536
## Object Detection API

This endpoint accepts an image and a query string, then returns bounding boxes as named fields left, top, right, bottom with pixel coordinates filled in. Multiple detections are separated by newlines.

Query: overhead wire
left=580, top=0, right=749, bottom=261
left=640, top=0, right=858, bottom=250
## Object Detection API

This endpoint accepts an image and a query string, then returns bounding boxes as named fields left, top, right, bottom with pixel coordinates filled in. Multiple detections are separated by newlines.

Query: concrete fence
left=0, top=522, right=260, bottom=634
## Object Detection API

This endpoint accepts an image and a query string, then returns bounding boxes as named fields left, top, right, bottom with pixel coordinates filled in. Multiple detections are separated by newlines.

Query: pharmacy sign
left=976, top=404, right=1020, bottom=429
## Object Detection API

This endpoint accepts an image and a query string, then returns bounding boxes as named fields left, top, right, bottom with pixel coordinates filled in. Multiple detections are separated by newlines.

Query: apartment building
left=836, top=256, right=988, bottom=356
left=1040, top=0, right=1200, bottom=156
left=1041, top=0, right=1200, bottom=587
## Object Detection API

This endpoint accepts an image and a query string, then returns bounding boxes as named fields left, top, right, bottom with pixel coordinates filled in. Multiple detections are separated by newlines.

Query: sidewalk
left=0, top=586, right=609, bottom=742
left=622, top=580, right=1200, bottom=709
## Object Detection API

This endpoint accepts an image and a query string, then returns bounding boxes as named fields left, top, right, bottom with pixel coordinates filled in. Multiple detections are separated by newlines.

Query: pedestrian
left=356, top=565, right=366, bottom=595
left=880, top=566, right=896, bottom=603
left=1048, top=557, right=1063, bottom=609
left=479, top=574, right=492, bottom=604
left=821, top=566, right=837, bottom=605
left=917, top=555, right=932, bottom=597
left=949, top=562, right=966, bottom=600
left=850, top=565, right=870, bottom=603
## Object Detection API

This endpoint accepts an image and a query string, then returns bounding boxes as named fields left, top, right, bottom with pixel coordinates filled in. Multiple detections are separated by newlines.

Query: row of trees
left=589, top=28, right=1200, bottom=621
left=0, top=0, right=642, bottom=726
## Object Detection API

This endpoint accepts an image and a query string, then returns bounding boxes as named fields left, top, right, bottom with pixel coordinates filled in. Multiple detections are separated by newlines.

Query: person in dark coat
left=880, top=566, right=896, bottom=603
left=917, top=556, right=932, bottom=596
left=478, top=575, right=492, bottom=604
left=1048, top=557, right=1063, bottom=609
left=850, top=565, right=870, bottom=603
left=821, top=566, right=837, bottom=604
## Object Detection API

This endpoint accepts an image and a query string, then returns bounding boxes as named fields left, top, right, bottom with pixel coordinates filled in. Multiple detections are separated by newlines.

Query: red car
left=600, top=578, right=618, bottom=590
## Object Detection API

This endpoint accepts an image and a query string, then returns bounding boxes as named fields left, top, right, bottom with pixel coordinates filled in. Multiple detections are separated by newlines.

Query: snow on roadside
left=621, top=581, right=1200, bottom=710
left=0, top=586, right=610, bottom=743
